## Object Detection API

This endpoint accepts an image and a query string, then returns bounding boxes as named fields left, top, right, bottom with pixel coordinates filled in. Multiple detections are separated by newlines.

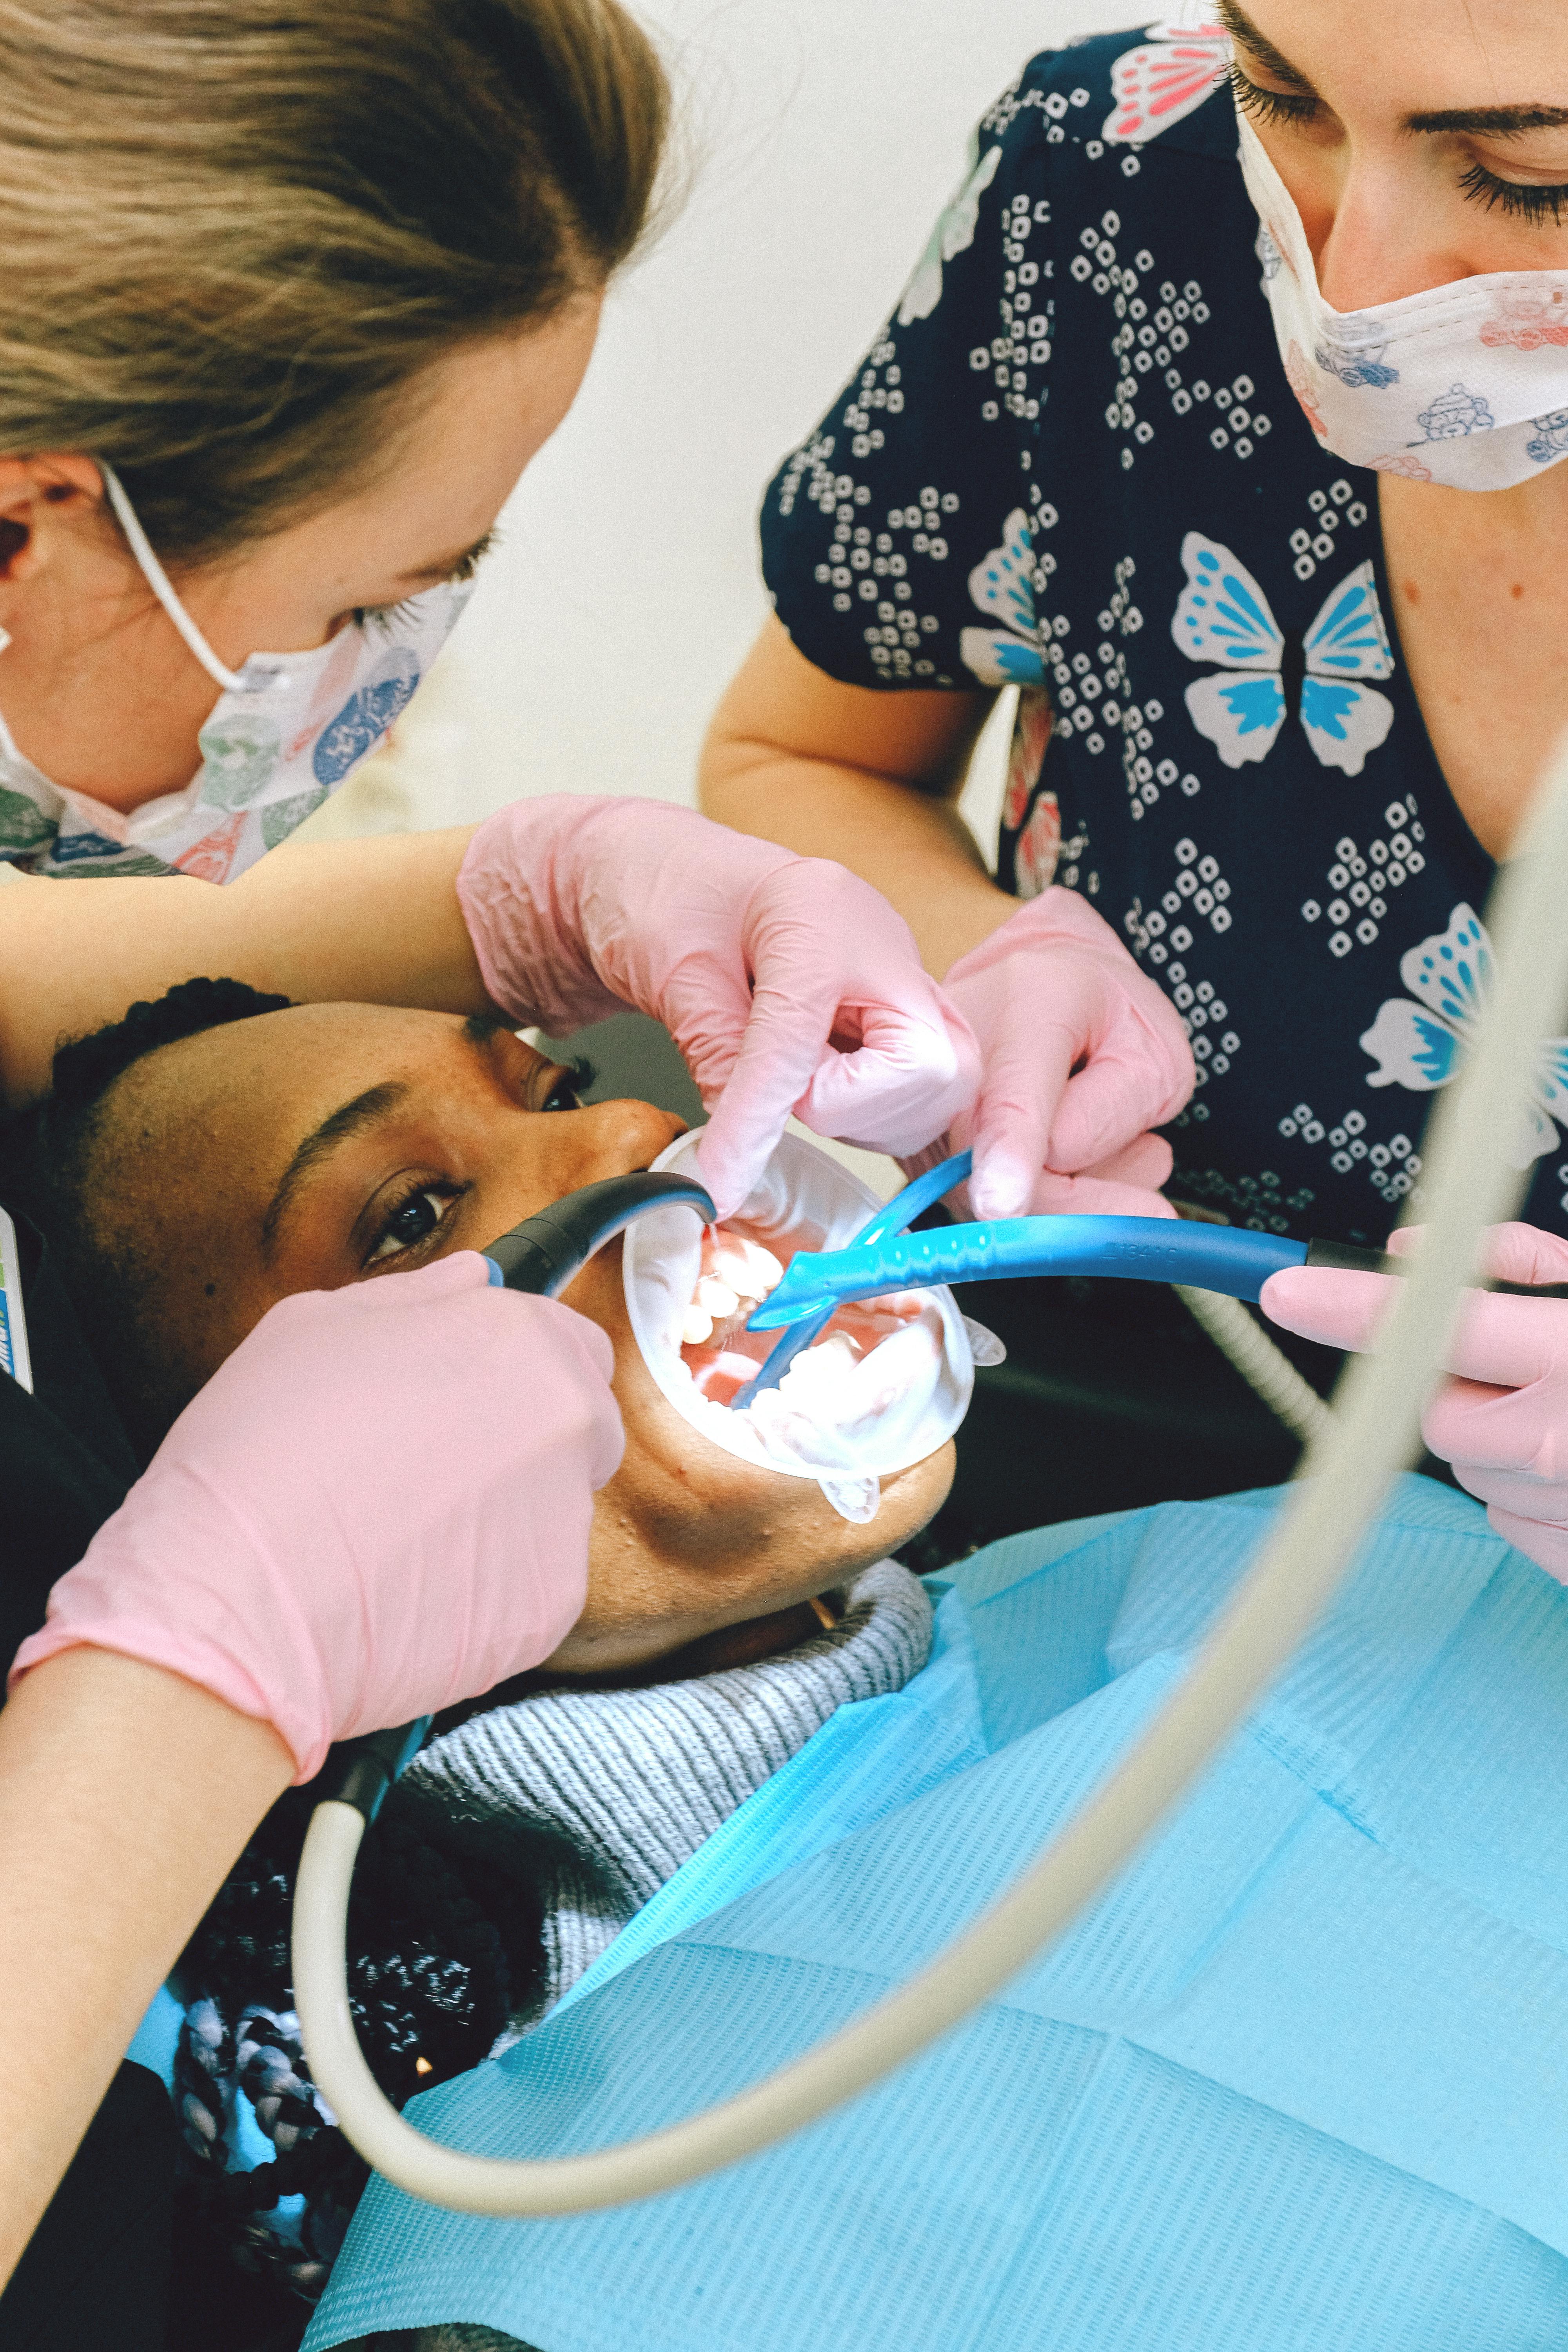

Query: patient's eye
left=369, top=1181, right=463, bottom=1262
left=540, top=1057, right=595, bottom=1113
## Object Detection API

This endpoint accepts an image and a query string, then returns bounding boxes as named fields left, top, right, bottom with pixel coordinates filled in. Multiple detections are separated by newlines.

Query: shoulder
left=987, top=24, right=1242, bottom=172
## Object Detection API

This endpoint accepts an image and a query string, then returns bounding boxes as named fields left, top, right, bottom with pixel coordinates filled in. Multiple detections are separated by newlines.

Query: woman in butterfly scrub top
left=702, top=0, right=1568, bottom=1401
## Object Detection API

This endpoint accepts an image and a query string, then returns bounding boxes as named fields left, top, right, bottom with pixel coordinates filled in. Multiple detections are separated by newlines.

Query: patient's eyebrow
left=260, top=1082, right=410, bottom=1261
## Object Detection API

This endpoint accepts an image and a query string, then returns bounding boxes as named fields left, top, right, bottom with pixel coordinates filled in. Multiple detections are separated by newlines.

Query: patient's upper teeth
left=682, top=1306, right=715, bottom=1345
left=696, top=1277, right=739, bottom=1319
left=710, top=1235, right=784, bottom=1298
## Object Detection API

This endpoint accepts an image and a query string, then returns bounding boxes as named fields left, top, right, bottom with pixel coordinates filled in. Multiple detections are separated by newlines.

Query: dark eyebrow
left=1220, top=0, right=1568, bottom=137
left=1405, top=105, right=1568, bottom=136
left=1215, top=0, right=1314, bottom=91
left=260, top=1082, right=410, bottom=1261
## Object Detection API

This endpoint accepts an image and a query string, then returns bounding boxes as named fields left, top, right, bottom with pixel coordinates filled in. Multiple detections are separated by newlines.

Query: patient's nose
left=558, top=1096, right=688, bottom=1190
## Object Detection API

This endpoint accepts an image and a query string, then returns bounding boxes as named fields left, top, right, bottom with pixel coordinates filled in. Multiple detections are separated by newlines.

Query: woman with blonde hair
left=0, top=4, right=1008, bottom=2340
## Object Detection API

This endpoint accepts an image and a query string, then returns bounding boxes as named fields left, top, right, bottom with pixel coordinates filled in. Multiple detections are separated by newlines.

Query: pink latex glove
left=9, top=1256, right=622, bottom=1780
left=926, top=889, right=1195, bottom=1220
left=1261, top=1221, right=1568, bottom=1583
left=456, top=796, right=980, bottom=1220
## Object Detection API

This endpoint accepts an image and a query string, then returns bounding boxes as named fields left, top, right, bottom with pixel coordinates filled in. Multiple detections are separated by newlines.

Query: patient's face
left=91, top=1004, right=953, bottom=1674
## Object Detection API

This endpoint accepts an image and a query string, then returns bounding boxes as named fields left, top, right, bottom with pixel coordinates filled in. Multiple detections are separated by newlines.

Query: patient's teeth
left=682, top=1306, right=714, bottom=1345
left=711, top=1236, right=784, bottom=1298
left=696, top=1277, right=739, bottom=1320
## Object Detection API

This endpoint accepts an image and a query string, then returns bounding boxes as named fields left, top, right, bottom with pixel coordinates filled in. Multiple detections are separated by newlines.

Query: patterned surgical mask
left=1239, top=111, right=1568, bottom=492
left=0, top=462, right=469, bottom=880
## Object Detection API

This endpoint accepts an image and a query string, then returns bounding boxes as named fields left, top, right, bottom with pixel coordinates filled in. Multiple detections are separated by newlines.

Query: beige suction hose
left=295, top=725, right=1568, bottom=2217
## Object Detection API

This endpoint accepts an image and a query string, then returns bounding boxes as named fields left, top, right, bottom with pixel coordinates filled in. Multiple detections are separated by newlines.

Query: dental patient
left=18, top=989, right=1568, bottom=2352
left=2, top=981, right=954, bottom=2331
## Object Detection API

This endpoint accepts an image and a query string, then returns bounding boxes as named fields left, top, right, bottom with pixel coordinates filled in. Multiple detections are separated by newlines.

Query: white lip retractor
left=621, top=1131, right=976, bottom=1524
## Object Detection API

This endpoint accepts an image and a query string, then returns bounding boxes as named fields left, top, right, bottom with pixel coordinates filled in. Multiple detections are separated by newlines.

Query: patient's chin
left=878, top=1438, right=956, bottom=1550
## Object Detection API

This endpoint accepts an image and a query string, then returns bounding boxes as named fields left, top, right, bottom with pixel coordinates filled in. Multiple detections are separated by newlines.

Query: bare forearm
left=0, top=1650, right=292, bottom=2284
left=226, top=826, right=489, bottom=1011
left=702, top=750, right=1016, bottom=980
left=700, top=617, right=1020, bottom=980
left=0, top=824, right=493, bottom=1102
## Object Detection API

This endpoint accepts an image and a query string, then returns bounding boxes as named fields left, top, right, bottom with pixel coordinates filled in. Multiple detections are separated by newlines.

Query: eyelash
left=356, top=532, right=501, bottom=630
left=1230, top=66, right=1568, bottom=228
left=1457, top=163, right=1568, bottom=227
left=1228, top=65, right=1316, bottom=131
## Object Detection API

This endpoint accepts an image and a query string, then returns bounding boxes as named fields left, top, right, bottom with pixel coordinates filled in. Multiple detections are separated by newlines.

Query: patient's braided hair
left=0, top=980, right=555, bottom=2301
left=0, top=976, right=296, bottom=1459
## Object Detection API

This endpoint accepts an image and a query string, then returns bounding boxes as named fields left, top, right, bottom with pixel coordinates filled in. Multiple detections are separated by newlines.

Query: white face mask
left=1238, top=111, right=1568, bottom=492
left=0, top=462, right=470, bottom=880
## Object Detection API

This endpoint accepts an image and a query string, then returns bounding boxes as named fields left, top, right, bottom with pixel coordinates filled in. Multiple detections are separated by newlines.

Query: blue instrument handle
left=747, top=1216, right=1312, bottom=1328
left=730, top=1151, right=973, bottom=1410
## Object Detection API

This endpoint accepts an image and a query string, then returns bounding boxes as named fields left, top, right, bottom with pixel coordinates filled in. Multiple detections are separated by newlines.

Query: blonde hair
left=0, top=0, right=669, bottom=561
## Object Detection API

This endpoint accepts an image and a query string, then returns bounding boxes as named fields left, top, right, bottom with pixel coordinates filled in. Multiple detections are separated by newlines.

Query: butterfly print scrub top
left=760, top=25, right=1568, bottom=1249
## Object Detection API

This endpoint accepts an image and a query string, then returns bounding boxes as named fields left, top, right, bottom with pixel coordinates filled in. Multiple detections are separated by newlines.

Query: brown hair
left=0, top=0, right=669, bottom=561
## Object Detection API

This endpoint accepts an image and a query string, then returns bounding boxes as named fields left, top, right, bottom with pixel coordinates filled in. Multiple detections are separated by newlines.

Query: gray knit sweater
left=401, top=1558, right=932, bottom=2033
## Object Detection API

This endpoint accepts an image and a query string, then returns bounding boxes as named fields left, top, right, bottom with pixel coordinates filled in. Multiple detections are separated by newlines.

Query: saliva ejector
left=292, top=723, right=1568, bottom=2221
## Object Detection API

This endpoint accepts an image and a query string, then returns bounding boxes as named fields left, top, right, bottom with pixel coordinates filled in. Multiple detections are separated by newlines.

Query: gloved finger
left=1421, top=1378, right=1526, bottom=1473
left=1265, top=1264, right=1568, bottom=1393
left=1260, top=1265, right=1396, bottom=1351
left=1387, top=1219, right=1568, bottom=1287
left=1428, top=1291, right=1568, bottom=1394
left=1438, top=1452, right=1568, bottom=1518
left=1023, top=1168, right=1179, bottom=1219
left=1476, top=1502, right=1568, bottom=1584
left=1479, top=1220, right=1568, bottom=1285
left=1076, top=1130, right=1173, bottom=1193
left=1421, top=1371, right=1568, bottom=1480
left=658, top=948, right=777, bottom=1112
left=1044, top=1008, right=1194, bottom=1172
left=677, top=951, right=838, bottom=1217
left=965, top=1020, right=1079, bottom=1220
left=794, top=994, right=981, bottom=1158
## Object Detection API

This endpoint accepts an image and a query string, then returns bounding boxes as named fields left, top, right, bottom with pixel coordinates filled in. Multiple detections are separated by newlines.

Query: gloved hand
left=1261, top=1221, right=1568, bottom=1583
left=9, top=1256, right=623, bottom=1779
left=924, top=889, right=1195, bottom=1220
left=456, top=796, right=980, bottom=1220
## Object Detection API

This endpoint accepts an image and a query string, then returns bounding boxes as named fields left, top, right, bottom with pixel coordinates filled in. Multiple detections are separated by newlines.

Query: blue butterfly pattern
left=959, top=509, right=1046, bottom=687
left=1361, top=902, right=1568, bottom=1167
left=1172, top=533, right=1396, bottom=777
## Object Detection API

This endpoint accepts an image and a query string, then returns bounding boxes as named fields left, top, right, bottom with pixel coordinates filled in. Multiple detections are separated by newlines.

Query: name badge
left=0, top=1205, right=34, bottom=1392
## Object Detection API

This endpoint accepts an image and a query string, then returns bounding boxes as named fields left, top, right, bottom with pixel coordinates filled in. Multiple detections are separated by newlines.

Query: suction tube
left=481, top=1171, right=717, bottom=1296
left=295, top=727, right=1568, bottom=2219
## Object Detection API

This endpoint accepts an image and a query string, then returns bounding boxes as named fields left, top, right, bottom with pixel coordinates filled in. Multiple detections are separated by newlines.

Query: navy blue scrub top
left=760, top=27, right=1568, bottom=1249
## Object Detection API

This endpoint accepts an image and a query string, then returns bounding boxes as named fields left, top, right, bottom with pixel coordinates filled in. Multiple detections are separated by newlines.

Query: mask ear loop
left=97, top=460, right=262, bottom=695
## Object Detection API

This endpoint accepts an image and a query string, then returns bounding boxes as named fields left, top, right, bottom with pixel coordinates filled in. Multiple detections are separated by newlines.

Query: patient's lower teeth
left=682, top=1306, right=714, bottom=1345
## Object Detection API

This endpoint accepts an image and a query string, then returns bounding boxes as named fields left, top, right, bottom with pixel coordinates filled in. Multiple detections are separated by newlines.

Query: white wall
left=296, top=0, right=1146, bottom=865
